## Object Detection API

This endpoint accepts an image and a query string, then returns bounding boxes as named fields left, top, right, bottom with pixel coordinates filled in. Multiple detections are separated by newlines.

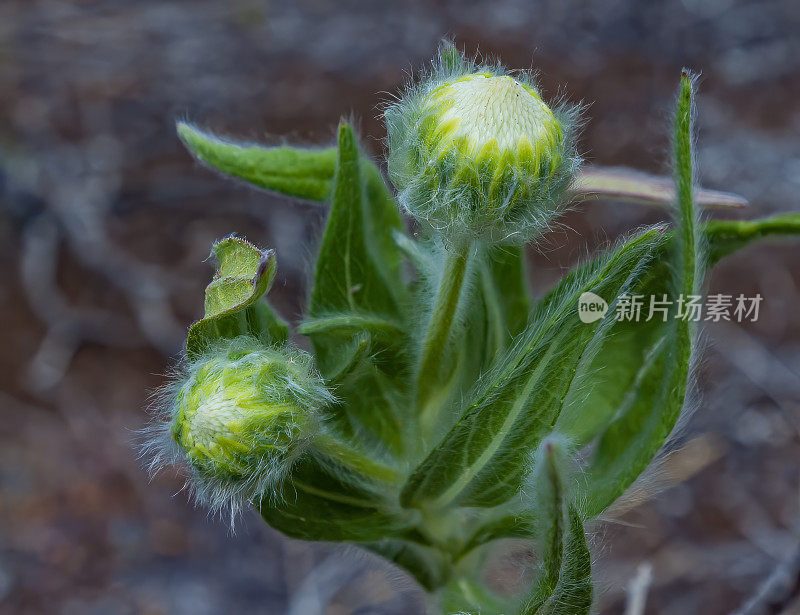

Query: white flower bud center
left=430, top=74, right=558, bottom=155
left=187, top=388, right=244, bottom=450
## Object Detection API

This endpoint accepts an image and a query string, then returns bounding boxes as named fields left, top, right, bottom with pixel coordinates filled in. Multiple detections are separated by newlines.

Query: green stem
left=313, top=434, right=400, bottom=484
left=674, top=70, right=700, bottom=298
left=416, top=241, right=471, bottom=437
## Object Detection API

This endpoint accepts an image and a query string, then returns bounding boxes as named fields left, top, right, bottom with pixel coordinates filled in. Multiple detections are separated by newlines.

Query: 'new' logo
left=578, top=292, right=608, bottom=323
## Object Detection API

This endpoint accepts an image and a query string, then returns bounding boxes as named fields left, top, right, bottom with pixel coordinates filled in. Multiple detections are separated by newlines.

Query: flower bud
left=148, top=336, right=333, bottom=513
left=385, top=46, right=580, bottom=243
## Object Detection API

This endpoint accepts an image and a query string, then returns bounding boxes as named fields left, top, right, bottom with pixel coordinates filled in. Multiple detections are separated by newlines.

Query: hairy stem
left=675, top=69, right=701, bottom=298
left=314, top=433, right=400, bottom=484
left=416, top=241, right=471, bottom=439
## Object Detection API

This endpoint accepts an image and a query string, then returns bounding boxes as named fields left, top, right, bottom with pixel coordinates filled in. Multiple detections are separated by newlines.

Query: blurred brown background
left=1, top=1, right=799, bottom=614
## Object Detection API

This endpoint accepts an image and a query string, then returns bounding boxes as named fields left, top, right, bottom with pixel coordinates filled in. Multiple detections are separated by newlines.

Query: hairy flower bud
left=385, top=46, right=580, bottom=243
left=144, top=336, right=333, bottom=514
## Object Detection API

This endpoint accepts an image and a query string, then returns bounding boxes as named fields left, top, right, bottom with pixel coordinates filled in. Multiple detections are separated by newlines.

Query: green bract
left=386, top=46, right=580, bottom=244
left=142, top=46, right=800, bottom=614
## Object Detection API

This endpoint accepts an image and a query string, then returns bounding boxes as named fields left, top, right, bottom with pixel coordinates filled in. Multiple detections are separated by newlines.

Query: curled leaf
left=187, top=236, right=286, bottom=357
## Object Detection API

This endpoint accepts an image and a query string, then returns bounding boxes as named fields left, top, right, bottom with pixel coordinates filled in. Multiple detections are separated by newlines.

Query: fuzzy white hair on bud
left=141, top=336, right=334, bottom=521
left=385, top=45, right=582, bottom=245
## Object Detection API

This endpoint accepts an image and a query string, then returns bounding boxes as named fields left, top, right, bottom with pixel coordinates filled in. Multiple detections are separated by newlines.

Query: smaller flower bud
left=385, top=45, right=581, bottom=244
left=143, top=336, right=333, bottom=515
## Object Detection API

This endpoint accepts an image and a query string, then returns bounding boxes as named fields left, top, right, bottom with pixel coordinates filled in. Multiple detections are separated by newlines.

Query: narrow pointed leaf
left=583, top=71, right=701, bottom=516
left=177, top=122, right=337, bottom=201
left=523, top=442, right=592, bottom=615
left=308, top=122, right=406, bottom=320
left=305, top=122, right=410, bottom=454
left=398, top=237, right=532, bottom=441
left=414, top=244, right=475, bottom=436
left=532, top=443, right=566, bottom=602
left=572, top=165, right=747, bottom=209
left=522, top=506, right=593, bottom=615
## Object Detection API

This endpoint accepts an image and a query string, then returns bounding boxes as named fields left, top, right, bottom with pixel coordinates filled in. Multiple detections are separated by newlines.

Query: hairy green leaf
left=363, top=539, right=450, bottom=591
left=414, top=242, right=477, bottom=439
left=457, top=244, right=532, bottom=392
left=520, top=442, right=593, bottom=615
left=532, top=443, right=566, bottom=603
left=481, top=244, right=531, bottom=351
left=705, top=213, right=800, bottom=266
left=186, top=236, right=287, bottom=357
left=582, top=71, right=700, bottom=517
left=554, top=271, right=665, bottom=446
left=522, top=506, right=592, bottom=615
left=401, top=228, right=666, bottom=509
left=556, top=213, right=800, bottom=446
left=397, top=237, right=532, bottom=442
left=177, top=122, right=337, bottom=201
left=305, top=122, right=410, bottom=455
left=457, top=511, right=538, bottom=561
left=258, top=455, right=411, bottom=543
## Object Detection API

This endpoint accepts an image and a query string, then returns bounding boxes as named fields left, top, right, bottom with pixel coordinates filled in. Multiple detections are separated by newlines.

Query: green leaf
left=177, top=121, right=401, bottom=215
left=177, top=122, right=337, bottom=201
left=556, top=213, right=800, bottom=447
left=480, top=244, right=531, bottom=351
left=258, top=455, right=412, bottom=543
left=553, top=268, right=665, bottom=446
left=305, top=122, right=410, bottom=455
left=705, top=213, right=800, bottom=266
left=457, top=511, right=538, bottom=561
left=582, top=337, right=684, bottom=516
left=522, top=506, right=593, bottom=615
left=673, top=70, right=701, bottom=299
left=531, top=442, right=566, bottom=604
left=458, top=244, right=532, bottom=399
left=521, top=443, right=593, bottom=615
left=308, top=122, right=406, bottom=320
left=582, top=71, right=700, bottom=517
left=186, top=236, right=287, bottom=357
left=363, top=539, right=450, bottom=591
left=401, top=228, right=667, bottom=509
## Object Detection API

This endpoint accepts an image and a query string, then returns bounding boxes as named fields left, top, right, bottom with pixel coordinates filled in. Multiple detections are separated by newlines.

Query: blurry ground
left=1, top=1, right=799, bottom=614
